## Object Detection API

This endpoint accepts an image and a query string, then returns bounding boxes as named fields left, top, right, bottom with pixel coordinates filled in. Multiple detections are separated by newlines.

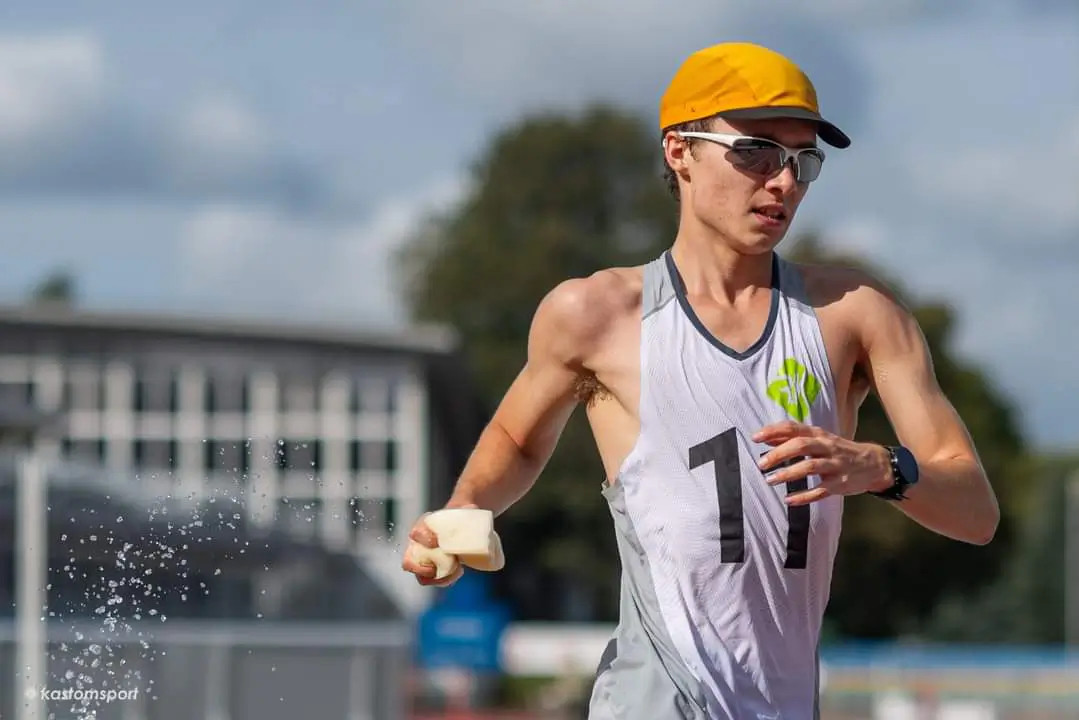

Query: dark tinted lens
left=794, top=150, right=824, bottom=182
left=728, top=143, right=785, bottom=176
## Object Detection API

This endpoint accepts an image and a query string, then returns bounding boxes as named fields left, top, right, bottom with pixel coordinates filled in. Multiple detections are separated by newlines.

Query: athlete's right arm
left=444, top=277, right=609, bottom=514
left=402, top=274, right=614, bottom=584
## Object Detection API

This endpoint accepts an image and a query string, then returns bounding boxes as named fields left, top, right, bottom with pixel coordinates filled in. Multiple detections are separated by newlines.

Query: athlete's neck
left=668, top=231, right=775, bottom=306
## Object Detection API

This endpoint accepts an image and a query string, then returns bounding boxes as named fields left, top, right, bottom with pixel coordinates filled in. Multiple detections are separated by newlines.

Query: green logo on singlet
left=766, top=358, right=820, bottom=422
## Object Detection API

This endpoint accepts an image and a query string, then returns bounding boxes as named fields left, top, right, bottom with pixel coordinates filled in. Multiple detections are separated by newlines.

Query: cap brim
left=719, top=106, right=851, bottom=149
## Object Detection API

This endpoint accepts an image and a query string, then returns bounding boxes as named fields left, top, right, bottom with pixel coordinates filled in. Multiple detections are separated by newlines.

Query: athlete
left=401, top=42, right=999, bottom=719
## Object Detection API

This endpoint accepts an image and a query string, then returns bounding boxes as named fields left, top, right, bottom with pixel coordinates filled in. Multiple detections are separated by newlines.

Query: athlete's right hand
left=400, top=508, right=470, bottom=587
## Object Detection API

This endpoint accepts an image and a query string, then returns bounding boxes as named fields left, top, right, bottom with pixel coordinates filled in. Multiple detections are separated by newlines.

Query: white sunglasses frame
left=669, top=131, right=826, bottom=183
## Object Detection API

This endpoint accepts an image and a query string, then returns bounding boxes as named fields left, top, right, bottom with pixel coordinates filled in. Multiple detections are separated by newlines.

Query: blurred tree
left=397, top=107, right=1033, bottom=637
left=923, top=453, right=1076, bottom=644
left=29, top=269, right=76, bottom=306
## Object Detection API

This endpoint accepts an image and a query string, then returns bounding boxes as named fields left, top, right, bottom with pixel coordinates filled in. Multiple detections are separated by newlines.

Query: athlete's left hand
left=753, top=421, right=892, bottom=506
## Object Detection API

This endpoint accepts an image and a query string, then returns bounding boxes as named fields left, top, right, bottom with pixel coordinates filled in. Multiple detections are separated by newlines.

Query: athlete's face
left=666, top=116, right=819, bottom=255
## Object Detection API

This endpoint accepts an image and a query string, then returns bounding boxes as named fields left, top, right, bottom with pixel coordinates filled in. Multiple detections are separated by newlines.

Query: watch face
left=895, top=447, right=919, bottom=485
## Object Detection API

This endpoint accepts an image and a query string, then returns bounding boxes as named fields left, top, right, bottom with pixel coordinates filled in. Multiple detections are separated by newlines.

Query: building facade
left=0, top=303, right=486, bottom=614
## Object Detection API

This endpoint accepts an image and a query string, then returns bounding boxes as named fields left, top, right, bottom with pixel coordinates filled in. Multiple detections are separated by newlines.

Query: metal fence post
left=15, top=451, right=46, bottom=720
left=1066, top=472, right=1079, bottom=647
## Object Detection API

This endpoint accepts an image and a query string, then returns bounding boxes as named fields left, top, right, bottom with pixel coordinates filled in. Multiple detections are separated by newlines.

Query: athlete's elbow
left=974, top=511, right=1000, bottom=546
left=963, top=503, right=1000, bottom=546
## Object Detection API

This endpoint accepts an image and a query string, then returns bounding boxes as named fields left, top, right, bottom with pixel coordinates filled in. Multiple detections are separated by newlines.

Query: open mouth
left=752, top=207, right=787, bottom=223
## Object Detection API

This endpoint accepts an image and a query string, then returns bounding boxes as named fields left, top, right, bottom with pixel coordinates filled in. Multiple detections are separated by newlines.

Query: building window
left=385, top=377, right=397, bottom=413
left=63, top=438, right=107, bottom=465
left=279, top=375, right=318, bottom=413
left=351, top=377, right=397, bottom=415
left=385, top=441, right=397, bottom=472
left=133, top=372, right=179, bottom=413
left=349, top=440, right=396, bottom=472
left=205, top=440, right=251, bottom=475
left=349, top=441, right=360, bottom=472
left=133, top=378, right=145, bottom=412
left=276, top=439, right=320, bottom=472
left=278, top=497, right=321, bottom=535
left=349, top=381, right=361, bottom=413
left=133, top=439, right=178, bottom=471
left=0, top=382, right=33, bottom=409
left=64, top=368, right=104, bottom=411
left=383, top=497, right=397, bottom=534
left=349, top=497, right=374, bottom=538
left=205, top=374, right=249, bottom=414
left=348, top=497, right=395, bottom=537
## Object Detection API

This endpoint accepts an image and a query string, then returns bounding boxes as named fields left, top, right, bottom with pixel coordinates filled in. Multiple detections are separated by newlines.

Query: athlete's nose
left=764, top=162, right=799, bottom=195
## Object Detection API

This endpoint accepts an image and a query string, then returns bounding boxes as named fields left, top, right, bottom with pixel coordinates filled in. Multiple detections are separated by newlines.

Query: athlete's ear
left=664, top=132, right=693, bottom=174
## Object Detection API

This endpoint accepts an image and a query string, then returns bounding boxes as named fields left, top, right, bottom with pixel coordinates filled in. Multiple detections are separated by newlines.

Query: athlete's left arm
left=848, top=276, right=1000, bottom=545
left=756, top=272, right=999, bottom=545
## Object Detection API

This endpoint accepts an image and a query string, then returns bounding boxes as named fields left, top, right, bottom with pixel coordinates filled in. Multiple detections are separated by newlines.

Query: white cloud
left=174, top=175, right=470, bottom=325
left=163, top=94, right=310, bottom=203
left=0, top=34, right=104, bottom=147
left=174, top=95, right=270, bottom=165
left=819, top=215, right=893, bottom=258
left=0, top=35, right=320, bottom=206
left=907, top=119, right=1079, bottom=232
left=337, top=175, right=468, bottom=259
left=392, top=0, right=971, bottom=121
left=853, top=11, right=1079, bottom=239
left=175, top=205, right=325, bottom=312
left=179, top=205, right=273, bottom=275
left=315, top=175, right=470, bottom=321
left=394, top=1, right=876, bottom=117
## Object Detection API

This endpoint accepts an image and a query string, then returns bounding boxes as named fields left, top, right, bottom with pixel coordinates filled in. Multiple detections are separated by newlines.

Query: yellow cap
left=659, top=42, right=850, bottom=148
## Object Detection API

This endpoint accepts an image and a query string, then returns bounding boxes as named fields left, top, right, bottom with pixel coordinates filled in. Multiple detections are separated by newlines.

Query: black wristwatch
left=869, top=445, right=919, bottom=501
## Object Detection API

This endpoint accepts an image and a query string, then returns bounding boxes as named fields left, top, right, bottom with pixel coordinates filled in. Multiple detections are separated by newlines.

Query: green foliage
left=398, top=107, right=1038, bottom=636
left=925, top=454, right=1076, bottom=644
left=29, top=269, right=76, bottom=306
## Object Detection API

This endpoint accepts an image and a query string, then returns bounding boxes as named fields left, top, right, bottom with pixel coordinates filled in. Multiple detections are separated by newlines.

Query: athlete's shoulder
left=535, top=265, right=642, bottom=333
left=791, top=259, right=914, bottom=342
left=530, top=265, right=643, bottom=364
left=791, top=260, right=908, bottom=314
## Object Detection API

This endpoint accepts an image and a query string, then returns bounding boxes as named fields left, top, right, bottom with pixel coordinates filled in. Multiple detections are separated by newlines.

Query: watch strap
left=869, top=445, right=915, bottom=501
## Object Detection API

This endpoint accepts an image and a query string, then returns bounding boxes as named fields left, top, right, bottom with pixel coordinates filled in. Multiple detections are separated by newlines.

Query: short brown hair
left=660, top=114, right=720, bottom=202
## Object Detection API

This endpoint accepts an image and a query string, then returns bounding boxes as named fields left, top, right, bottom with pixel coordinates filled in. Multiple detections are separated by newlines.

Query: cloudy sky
left=0, top=0, right=1075, bottom=449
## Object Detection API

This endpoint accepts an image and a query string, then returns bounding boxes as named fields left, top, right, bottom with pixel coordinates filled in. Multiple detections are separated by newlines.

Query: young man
left=401, top=42, right=999, bottom=719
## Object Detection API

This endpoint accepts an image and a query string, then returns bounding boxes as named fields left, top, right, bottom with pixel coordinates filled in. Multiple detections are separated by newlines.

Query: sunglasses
left=673, top=131, right=826, bottom=184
